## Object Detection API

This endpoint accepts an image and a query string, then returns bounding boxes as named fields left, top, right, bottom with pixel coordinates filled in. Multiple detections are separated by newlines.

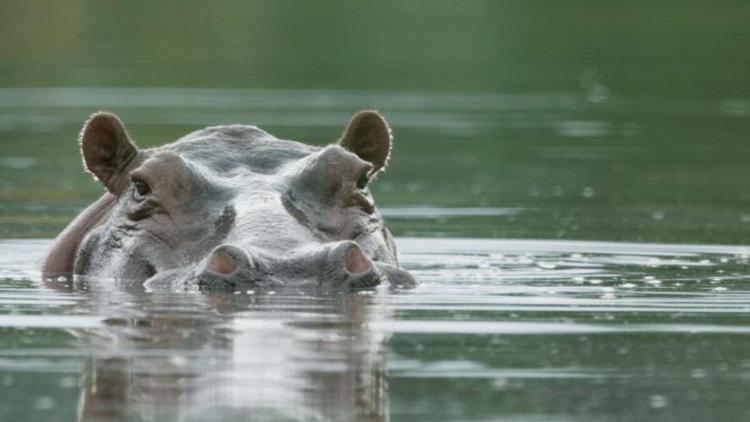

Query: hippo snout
left=197, top=241, right=382, bottom=290
left=198, top=244, right=266, bottom=290
left=323, top=241, right=381, bottom=288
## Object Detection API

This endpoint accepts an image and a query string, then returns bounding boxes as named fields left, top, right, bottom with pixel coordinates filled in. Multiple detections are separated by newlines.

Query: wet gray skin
left=42, top=110, right=418, bottom=291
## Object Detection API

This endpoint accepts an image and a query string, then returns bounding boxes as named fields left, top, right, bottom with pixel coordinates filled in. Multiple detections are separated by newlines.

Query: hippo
left=43, top=110, right=417, bottom=290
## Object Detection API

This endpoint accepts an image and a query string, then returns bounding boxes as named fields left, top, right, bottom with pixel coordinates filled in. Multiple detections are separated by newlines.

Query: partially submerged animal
left=43, top=111, right=417, bottom=290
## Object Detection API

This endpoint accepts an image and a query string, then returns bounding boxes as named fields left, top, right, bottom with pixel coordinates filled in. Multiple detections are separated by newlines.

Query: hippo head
left=44, top=111, right=417, bottom=290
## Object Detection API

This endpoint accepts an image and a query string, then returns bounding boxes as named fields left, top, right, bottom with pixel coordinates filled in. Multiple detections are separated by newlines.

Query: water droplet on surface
left=34, top=396, right=56, bottom=410
left=492, top=378, right=509, bottom=390
left=1, top=375, right=13, bottom=387
left=690, top=369, right=707, bottom=379
left=649, top=395, right=668, bottom=409
left=58, top=376, right=77, bottom=389
left=170, top=355, right=187, bottom=367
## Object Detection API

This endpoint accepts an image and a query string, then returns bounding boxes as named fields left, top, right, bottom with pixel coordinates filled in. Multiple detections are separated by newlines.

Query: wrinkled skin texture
left=43, top=111, right=417, bottom=290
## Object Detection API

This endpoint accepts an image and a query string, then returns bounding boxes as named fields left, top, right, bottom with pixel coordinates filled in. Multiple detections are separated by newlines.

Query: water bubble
left=170, top=355, right=187, bottom=367
left=620, top=283, right=637, bottom=289
left=1, top=375, right=13, bottom=387
left=652, top=211, right=665, bottom=220
left=712, top=287, right=727, bottom=292
left=58, top=376, right=77, bottom=389
left=34, top=396, right=56, bottom=410
left=518, top=257, right=534, bottom=265
left=406, top=182, right=421, bottom=193
left=690, top=369, right=707, bottom=379
left=649, top=395, right=669, bottom=409
left=582, top=187, right=595, bottom=198
left=580, top=69, right=610, bottom=104
left=492, top=378, right=509, bottom=390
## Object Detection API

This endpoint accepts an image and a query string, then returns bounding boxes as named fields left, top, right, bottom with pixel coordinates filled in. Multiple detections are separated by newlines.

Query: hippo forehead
left=165, top=125, right=318, bottom=175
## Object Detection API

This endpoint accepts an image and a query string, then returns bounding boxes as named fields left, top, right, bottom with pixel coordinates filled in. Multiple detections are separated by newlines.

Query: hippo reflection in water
left=43, top=110, right=417, bottom=290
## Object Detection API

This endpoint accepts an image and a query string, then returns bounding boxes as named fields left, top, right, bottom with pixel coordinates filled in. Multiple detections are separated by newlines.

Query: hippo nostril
left=344, top=244, right=372, bottom=274
left=325, top=241, right=380, bottom=288
left=206, top=244, right=245, bottom=276
left=199, top=244, right=267, bottom=290
left=328, top=241, right=373, bottom=276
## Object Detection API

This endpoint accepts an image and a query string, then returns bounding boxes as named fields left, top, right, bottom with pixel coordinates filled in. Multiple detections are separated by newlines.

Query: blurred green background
left=2, top=0, right=750, bottom=243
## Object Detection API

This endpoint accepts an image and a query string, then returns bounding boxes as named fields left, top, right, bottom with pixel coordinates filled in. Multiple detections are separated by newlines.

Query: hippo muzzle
left=196, top=241, right=382, bottom=290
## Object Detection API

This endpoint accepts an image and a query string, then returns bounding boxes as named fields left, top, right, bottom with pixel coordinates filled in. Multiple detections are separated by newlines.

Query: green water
left=2, top=1, right=750, bottom=421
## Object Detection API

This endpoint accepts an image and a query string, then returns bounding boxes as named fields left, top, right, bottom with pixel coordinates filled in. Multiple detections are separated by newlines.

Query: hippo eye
left=356, top=173, right=369, bottom=190
left=132, top=179, right=150, bottom=201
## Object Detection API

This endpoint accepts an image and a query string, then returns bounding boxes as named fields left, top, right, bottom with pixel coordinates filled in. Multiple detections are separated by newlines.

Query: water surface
left=2, top=238, right=750, bottom=421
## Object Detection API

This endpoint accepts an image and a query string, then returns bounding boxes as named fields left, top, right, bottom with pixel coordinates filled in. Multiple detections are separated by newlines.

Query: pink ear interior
left=344, top=245, right=372, bottom=274
left=207, top=248, right=239, bottom=275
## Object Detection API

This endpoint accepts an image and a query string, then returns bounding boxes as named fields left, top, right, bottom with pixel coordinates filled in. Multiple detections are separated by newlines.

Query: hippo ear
left=79, top=112, right=139, bottom=194
left=338, top=110, right=392, bottom=176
